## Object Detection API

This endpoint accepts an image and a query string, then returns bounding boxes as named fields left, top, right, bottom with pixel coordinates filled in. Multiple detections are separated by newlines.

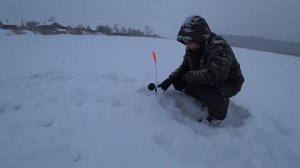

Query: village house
left=35, top=22, right=68, bottom=34
left=0, top=20, right=18, bottom=30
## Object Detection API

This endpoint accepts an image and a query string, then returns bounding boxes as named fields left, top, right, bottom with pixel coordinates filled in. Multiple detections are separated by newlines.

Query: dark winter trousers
left=183, top=85, right=229, bottom=120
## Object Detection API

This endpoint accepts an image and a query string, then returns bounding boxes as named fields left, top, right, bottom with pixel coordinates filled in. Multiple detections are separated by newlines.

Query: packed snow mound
left=145, top=89, right=251, bottom=129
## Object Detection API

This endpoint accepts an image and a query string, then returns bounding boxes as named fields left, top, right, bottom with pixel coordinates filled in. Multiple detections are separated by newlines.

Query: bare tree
left=144, top=25, right=154, bottom=36
left=113, top=23, right=119, bottom=33
left=76, top=24, right=84, bottom=29
left=48, top=16, right=56, bottom=23
left=96, top=25, right=112, bottom=34
left=120, top=27, right=127, bottom=34
left=20, top=19, right=25, bottom=29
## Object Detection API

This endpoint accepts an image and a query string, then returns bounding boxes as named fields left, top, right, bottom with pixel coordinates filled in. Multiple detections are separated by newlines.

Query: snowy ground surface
left=1, top=30, right=300, bottom=168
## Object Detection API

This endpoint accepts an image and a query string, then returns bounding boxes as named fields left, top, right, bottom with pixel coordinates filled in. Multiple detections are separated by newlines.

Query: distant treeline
left=222, top=34, right=300, bottom=57
left=0, top=19, right=161, bottom=38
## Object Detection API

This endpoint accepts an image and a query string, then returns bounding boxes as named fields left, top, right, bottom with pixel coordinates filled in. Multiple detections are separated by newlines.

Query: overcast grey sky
left=1, top=0, right=300, bottom=42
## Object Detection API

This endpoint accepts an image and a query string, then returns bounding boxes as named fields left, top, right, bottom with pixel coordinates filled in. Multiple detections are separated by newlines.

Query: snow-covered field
left=1, top=30, right=300, bottom=168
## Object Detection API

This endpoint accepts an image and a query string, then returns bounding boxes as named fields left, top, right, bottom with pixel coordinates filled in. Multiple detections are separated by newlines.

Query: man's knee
left=184, top=85, right=210, bottom=100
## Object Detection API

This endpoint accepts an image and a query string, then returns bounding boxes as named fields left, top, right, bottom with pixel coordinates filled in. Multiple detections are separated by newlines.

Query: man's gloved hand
left=172, top=76, right=186, bottom=91
left=158, top=78, right=172, bottom=91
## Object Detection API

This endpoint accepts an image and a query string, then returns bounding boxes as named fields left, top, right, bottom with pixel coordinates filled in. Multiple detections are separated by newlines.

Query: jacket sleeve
left=169, top=55, right=190, bottom=82
left=184, top=46, right=233, bottom=86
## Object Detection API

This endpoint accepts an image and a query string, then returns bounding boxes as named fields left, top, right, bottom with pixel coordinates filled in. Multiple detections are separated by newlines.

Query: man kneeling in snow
left=158, top=15, right=244, bottom=125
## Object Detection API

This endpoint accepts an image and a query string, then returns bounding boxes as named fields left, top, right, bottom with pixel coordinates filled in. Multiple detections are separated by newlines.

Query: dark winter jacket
left=170, top=16, right=244, bottom=97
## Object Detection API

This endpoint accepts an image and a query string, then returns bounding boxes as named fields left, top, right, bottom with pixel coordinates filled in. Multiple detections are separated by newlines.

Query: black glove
left=172, top=76, right=185, bottom=91
left=158, top=78, right=172, bottom=91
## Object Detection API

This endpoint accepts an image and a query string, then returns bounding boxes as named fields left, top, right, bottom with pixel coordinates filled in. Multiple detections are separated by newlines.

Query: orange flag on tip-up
left=152, top=51, right=157, bottom=64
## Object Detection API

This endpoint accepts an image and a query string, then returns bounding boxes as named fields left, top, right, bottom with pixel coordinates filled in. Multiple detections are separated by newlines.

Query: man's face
left=186, top=41, right=200, bottom=51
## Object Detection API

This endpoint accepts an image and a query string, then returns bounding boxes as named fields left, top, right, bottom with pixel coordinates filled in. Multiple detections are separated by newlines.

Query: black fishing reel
left=148, top=83, right=156, bottom=91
